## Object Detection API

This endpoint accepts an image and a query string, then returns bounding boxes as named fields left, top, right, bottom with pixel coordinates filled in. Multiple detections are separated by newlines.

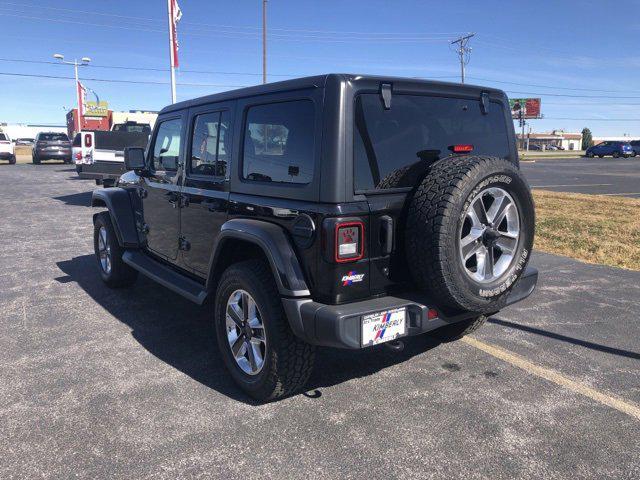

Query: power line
left=0, top=10, right=461, bottom=43
left=0, top=71, right=249, bottom=88
left=0, top=1, right=468, bottom=37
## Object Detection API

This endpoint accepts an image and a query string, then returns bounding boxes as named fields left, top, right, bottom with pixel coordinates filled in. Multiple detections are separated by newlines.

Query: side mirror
left=124, top=147, right=146, bottom=172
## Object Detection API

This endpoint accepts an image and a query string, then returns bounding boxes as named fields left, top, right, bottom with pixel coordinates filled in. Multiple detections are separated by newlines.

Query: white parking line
left=463, top=336, right=640, bottom=421
left=531, top=183, right=612, bottom=188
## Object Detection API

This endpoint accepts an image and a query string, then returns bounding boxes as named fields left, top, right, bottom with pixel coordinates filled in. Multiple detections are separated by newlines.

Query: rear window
left=39, top=133, right=69, bottom=141
left=112, top=123, right=151, bottom=134
left=242, top=100, right=315, bottom=184
left=354, top=94, right=510, bottom=191
left=72, top=133, right=81, bottom=147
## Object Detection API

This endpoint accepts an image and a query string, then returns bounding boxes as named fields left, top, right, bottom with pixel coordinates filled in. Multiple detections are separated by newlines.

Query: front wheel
left=613, top=151, right=620, bottom=158
left=93, top=212, right=138, bottom=288
left=214, top=260, right=315, bottom=401
left=9, top=155, right=16, bottom=165
left=32, top=153, right=40, bottom=164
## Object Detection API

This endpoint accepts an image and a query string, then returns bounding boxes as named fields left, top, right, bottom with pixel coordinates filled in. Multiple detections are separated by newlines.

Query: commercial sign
left=85, top=101, right=109, bottom=117
left=509, top=98, right=541, bottom=119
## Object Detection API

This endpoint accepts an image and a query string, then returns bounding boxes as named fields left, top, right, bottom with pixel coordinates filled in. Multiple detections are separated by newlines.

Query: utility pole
left=450, top=33, right=475, bottom=84
left=262, top=0, right=267, bottom=84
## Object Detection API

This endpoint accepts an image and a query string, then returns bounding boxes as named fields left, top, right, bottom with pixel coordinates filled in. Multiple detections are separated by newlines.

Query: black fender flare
left=91, top=187, right=140, bottom=248
left=209, top=218, right=310, bottom=298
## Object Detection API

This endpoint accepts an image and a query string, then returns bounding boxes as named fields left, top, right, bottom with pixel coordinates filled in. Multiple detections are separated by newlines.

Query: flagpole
left=167, top=0, right=177, bottom=103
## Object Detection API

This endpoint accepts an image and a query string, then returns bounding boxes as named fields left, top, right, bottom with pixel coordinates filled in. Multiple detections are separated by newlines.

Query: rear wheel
left=214, top=260, right=315, bottom=401
left=405, top=156, right=535, bottom=313
left=432, top=315, right=487, bottom=342
left=586, top=152, right=594, bottom=158
left=93, top=212, right=138, bottom=288
left=8, top=155, right=16, bottom=165
left=613, top=151, right=620, bottom=158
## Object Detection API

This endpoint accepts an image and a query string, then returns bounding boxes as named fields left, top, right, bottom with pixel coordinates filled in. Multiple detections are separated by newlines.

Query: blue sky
left=1, top=0, right=639, bottom=136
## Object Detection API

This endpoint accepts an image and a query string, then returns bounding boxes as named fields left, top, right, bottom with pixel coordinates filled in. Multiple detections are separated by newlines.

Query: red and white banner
left=77, top=80, right=87, bottom=116
left=169, top=0, right=182, bottom=68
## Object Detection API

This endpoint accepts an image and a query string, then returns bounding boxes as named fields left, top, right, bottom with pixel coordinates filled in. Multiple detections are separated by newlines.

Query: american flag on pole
left=169, top=0, right=182, bottom=68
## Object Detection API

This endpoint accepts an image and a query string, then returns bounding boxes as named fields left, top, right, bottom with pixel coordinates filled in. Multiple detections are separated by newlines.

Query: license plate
left=361, top=307, right=406, bottom=347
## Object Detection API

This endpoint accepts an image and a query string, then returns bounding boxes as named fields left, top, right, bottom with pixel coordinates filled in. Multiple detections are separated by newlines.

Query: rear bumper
left=77, top=161, right=126, bottom=180
left=35, top=150, right=71, bottom=159
left=283, top=266, right=538, bottom=349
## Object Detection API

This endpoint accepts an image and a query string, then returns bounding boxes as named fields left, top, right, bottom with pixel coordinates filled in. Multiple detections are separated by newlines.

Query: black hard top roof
left=159, top=73, right=505, bottom=114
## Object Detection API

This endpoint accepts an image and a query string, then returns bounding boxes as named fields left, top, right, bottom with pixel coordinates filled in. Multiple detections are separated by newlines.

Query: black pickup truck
left=91, top=74, right=537, bottom=401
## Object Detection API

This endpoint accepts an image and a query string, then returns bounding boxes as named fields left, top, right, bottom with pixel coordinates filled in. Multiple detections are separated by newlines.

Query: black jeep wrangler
left=92, top=74, right=537, bottom=401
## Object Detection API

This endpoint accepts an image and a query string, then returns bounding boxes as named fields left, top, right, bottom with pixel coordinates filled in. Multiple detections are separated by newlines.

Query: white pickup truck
left=75, top=121, right=150, bottom=186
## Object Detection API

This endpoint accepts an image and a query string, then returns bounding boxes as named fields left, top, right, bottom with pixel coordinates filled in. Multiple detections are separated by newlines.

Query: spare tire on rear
left=405, top=156, right=534, bottom=313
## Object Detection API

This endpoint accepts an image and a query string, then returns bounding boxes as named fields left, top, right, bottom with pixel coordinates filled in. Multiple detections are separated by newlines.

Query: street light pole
left=53, top=54, right=91, bottom=133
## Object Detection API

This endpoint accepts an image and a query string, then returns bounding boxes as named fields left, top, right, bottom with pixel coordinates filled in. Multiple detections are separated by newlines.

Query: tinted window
left=242, top=100, right=315, bottom=184
left=72, top=133, right=81, bottom=147
left=354, top=94, right=510, bottom=191
left=0, top=133, right=7, bottom=141
left=152, top=118, right=182, bottom=172
left=190, top=111, right=231, bottom=177
left=39, top=133, right=69, bottom=141
left=113, top=123, right=151, bottom=134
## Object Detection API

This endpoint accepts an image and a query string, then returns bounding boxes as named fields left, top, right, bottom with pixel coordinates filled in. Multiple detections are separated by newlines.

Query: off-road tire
left=8, top=155, right=16, bottom=165
left=405, top=156, right=535, bottom=313
left=93, top=211, right=138, bottom=288
left=214, top=260, right=315, bottom=401
left=432, top=315, right=487, bottom=342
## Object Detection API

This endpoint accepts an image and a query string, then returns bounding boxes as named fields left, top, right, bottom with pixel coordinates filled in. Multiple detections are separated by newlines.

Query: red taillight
left=427, top=308, right=439, bottom=320
left=84, top=134, right=92, bottom=148
left=335, top=221, right=364, bottom=263
left=75, top=152, right=82, bottom=160
left=450, top=144, right=474, bottom=153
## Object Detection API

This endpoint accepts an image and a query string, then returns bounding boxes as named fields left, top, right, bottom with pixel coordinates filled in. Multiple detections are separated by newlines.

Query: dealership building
left=517, top=130, right=583, bottom=150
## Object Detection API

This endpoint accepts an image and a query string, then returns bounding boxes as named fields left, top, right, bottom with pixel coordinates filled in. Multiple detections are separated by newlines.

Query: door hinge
left=178, top=236, right=191, bottom=251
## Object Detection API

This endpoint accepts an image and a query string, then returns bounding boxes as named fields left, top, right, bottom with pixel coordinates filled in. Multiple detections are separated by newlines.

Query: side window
left=152, top=118, right=183, bottom=172
left=190, top=111, right=231, bottom=178
left=242, top=100, right=315, bottom=184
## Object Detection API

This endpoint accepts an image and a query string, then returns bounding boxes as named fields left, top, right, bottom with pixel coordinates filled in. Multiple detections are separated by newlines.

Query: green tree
left=581, top=128, right=593, bottom=150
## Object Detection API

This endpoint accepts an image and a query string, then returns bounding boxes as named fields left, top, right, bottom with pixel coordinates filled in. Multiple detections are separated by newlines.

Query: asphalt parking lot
left=521, top=156, right=640, bottom=197
left=1, top=163, right=639, bottom=479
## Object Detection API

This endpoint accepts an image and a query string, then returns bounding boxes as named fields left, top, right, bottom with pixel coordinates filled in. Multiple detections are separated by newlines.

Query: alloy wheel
left=225, top=289, right=267, bottom=375
left=459, top=187, right=520, bottom=283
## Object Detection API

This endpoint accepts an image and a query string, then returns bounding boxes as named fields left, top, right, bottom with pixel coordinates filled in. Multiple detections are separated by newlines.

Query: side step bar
left=122, top=250, right=208, bottom=305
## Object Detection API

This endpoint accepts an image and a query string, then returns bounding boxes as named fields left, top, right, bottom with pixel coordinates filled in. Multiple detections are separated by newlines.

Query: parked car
left=32, top=132, right=72, bottom=164
left=585, top=141, right=634, bottom=158
left=629, top=140, right=640, bottom=157
left=528, top=144, right=542, bottom=151
left=545, top=144, right=559, bottom=151
left=0, top=132, right=16, bottom=164
left=91, top=74, right=538, bottom=401
left=15, top=138, right=35, bottom=146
